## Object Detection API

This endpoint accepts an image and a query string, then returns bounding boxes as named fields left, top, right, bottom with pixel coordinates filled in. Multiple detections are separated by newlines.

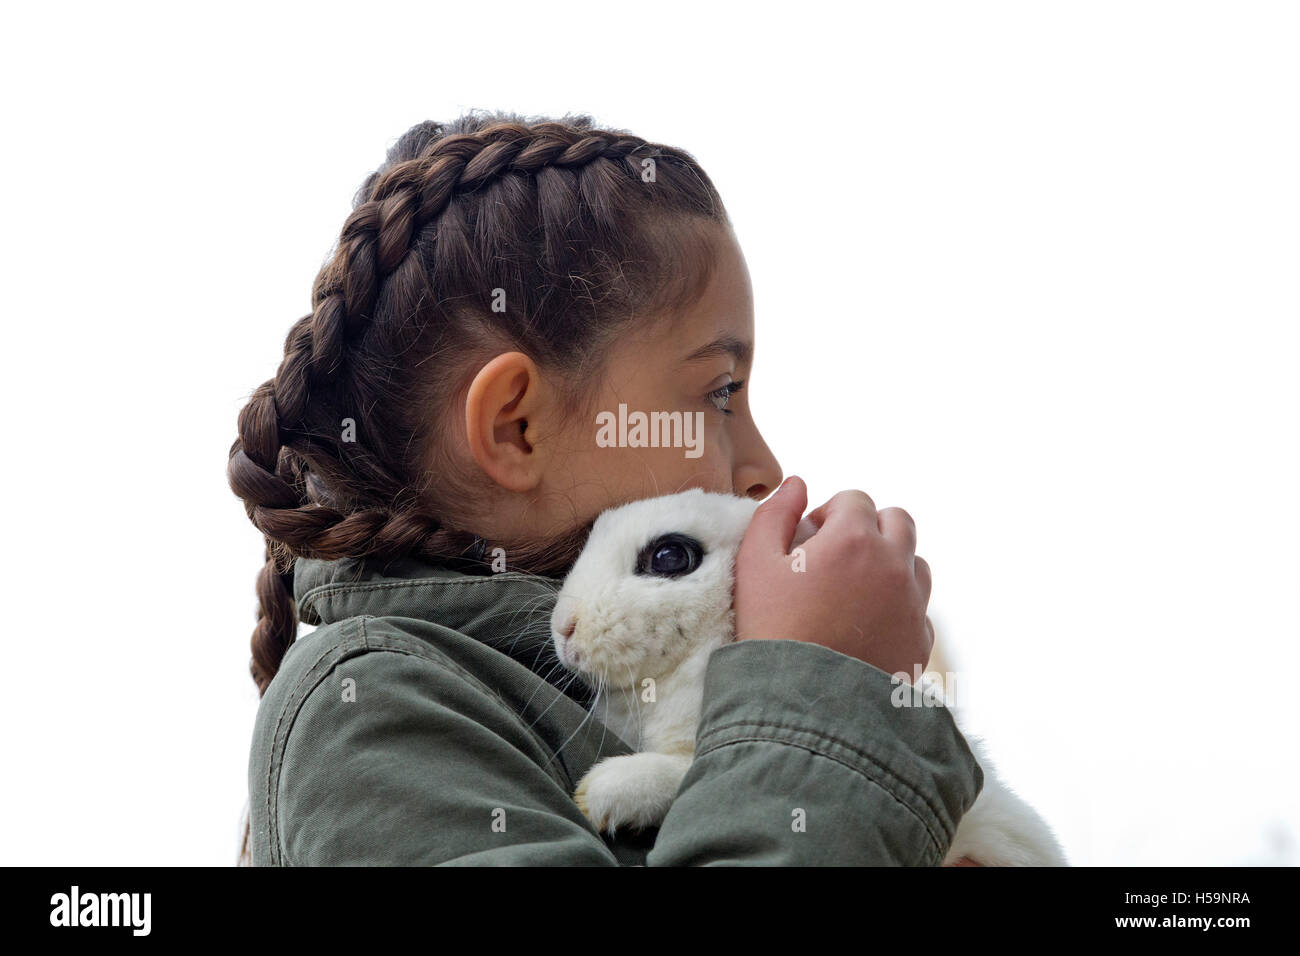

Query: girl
left=228, top=111, right=983, bottom=865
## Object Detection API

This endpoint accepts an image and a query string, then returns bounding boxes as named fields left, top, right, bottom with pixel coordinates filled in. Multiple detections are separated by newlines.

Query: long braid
left=231, top=112, right=725, bottom=700
left=231, top=112, right=727, bottom=864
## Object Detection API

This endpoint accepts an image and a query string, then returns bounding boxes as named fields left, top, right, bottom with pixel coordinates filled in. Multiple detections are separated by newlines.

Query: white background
left=1, top=1, right=1295, bottom=866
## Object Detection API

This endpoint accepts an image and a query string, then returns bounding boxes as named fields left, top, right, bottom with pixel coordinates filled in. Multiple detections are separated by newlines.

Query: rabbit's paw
left=574, top=752, right=691, bottom=835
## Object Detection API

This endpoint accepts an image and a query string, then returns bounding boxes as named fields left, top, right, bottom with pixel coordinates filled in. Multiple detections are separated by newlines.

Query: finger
left=740, top=475, right=808, bottom=556
left=806, top=490, right=879, bottom=539
left=914, top=554, right=932, bottom=605
left=878, top=507, right=917, bottom=554
left=790, top=515, right=820, bottom=547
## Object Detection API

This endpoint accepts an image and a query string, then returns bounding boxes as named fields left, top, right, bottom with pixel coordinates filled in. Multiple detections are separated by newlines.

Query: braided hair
left=228, top=111, right=728, bottom=701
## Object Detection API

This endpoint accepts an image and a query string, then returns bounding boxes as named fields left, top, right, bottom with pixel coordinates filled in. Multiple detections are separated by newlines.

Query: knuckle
left=833, top=489, right=875, bottom=510
left=852, top=489, right=877, bottom=510
left=882, top=505, right=912, bottom=522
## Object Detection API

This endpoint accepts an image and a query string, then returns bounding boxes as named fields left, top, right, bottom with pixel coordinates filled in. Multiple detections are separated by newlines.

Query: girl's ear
left=464, top=351, right=555, bottom=493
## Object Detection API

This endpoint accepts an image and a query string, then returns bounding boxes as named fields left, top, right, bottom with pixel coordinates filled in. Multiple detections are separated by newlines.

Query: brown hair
left=228, top=111, right=728, bottom=858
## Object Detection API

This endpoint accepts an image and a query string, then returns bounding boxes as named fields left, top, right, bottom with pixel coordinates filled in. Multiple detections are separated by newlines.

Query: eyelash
left=707, top=379, right=746, bottom=415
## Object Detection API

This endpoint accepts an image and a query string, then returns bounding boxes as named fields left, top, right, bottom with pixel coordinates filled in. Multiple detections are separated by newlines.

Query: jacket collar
left=293, top=554, right=591, bottom=706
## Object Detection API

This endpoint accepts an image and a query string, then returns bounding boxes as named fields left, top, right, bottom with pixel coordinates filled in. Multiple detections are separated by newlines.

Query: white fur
left=552, top=488, right=1067, bottom=865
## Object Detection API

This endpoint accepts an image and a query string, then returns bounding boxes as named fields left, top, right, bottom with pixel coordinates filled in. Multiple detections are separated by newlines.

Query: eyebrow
left=680, top=334, right=753, bottom=367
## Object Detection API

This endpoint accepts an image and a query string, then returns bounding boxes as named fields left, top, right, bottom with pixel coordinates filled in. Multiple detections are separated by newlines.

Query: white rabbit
left=551, top=487, right=1068, bottom=866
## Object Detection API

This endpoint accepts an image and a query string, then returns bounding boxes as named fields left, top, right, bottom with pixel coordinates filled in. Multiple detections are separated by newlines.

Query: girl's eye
left=707, top=379, right=745, bottom=414
left=636, top=534, right=705, bottom=578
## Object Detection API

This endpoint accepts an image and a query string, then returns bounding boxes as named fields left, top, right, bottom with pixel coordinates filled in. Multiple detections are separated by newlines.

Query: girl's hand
left=734, top=476, right=934, bottom=679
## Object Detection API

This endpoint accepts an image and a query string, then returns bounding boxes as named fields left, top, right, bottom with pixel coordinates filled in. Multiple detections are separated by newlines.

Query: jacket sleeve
left=255, top=628, right=981, bottom=866
left=646, top=639, right=984, bottom=866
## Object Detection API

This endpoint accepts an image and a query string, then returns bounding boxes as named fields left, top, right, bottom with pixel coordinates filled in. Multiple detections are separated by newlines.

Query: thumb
left=740, top=476, right=808, bottom=557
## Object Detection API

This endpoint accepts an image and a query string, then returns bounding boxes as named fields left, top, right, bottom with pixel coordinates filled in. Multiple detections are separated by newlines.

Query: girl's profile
left=7, top=1, right=1293, bottom=928
left=228, top=111, right=979, bottom=865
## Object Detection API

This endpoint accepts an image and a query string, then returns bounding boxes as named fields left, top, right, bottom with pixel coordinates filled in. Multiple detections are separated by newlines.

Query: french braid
left=229, top=111, right=727, bottom=699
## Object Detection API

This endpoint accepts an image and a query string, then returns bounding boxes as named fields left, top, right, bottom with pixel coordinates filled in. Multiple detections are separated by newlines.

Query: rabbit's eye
left=636, top=534, right=705, bottom=578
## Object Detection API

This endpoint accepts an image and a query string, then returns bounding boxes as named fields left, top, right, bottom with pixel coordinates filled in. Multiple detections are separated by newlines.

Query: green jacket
left=247, top=554, right=984, bottom=865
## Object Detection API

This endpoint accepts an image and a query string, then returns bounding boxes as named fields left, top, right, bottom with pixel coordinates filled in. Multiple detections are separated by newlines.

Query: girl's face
left=568, top=224, right=781, bottom=495
left=462, top=222, right=783, bottom=547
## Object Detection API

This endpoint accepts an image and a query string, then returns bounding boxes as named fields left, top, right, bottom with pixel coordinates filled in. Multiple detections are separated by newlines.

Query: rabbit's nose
left=559, top=617, right=576, bottom=640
